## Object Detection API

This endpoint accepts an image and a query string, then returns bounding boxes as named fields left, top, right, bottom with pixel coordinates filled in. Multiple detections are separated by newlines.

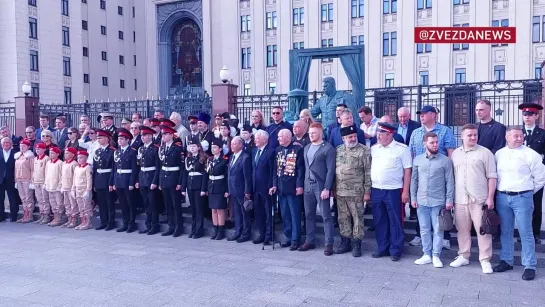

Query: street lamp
left=22, top=81, right=31, bottom=97
left=219, top=66, right=230, bottom=84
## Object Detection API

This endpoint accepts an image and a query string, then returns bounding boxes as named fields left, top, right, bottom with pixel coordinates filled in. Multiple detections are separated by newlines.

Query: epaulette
left=174, top=142, right=182, bottom=146
left=154, top=144, right=160, bottom=148
left=130, top=147, right=136, bottom=151
left=335, top=144, right=344, bottom=149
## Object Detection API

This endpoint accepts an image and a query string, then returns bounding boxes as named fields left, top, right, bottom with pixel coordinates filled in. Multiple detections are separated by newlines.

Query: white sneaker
left=449, top=255, right=470, bottom=268
left=481, top=260, right=493, bottom=274
left=442, top=239, right=451, bottom=250
left=409, top=237, right=422, bottom=246
left=432, top=256, right=443, bottom=268
left=414, top=255, right=432, bottom=265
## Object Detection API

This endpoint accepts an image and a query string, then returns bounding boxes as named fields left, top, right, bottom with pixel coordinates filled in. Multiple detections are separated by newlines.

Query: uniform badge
left=284, top=150, right=297, bottom=176
left=114, top=150, right=121, bottom=163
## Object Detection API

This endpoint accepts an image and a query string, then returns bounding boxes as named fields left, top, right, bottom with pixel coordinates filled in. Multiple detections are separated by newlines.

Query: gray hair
left=340, top=109, right=353, bottom=117
left=278, top=129, right=292, bottom=138
left=254, top=130, right=269, bottom=140
left=397, top=107, right=410, bottom=115
left=231, top=136, right=244, bottom=146
left=170, top=112, right=182, bottom=123
left=1, top=137, right=12, bottom=144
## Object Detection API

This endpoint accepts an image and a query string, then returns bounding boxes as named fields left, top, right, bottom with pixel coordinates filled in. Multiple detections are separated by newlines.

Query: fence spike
left=146, top=92, right=149, bottom=99
left=107, top=98, right=110, bottom=102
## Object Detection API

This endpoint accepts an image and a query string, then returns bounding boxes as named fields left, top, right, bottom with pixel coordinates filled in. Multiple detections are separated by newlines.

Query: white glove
left=214, top=130, right=220, bottom=138
left=83, top=191, right=91, bottom=200
left=28, top=183, right=35, bottom=190
left=14, top=182, right=18, bottom=189
left=201, top=140, right=209, bottom=152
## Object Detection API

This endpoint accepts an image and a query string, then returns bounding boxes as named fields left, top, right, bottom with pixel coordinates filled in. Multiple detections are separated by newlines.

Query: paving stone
left=260, top=265, right=311, bottom=276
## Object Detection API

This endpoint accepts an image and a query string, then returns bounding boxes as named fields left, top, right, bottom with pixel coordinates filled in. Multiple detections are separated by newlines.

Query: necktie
left=528, top=129, right=533, bottom=137
left=165, top=146, right=169, bottom=152
left=255, top=149, right=262, bottom=163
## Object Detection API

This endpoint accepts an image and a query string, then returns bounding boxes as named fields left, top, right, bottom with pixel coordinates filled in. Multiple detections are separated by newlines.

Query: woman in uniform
left=207, top=138, right=229, bottom=240
left=182, top=136, right=209, bottom=239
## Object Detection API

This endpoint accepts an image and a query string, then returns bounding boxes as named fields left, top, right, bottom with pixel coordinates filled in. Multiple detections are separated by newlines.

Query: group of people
left=0, top=92, right=544, bottom=281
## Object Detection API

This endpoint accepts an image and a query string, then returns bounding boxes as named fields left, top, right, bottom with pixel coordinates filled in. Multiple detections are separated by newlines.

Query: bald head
left=278, top=129, right=293, bottom=147
left=293, top=120, right=308, bottom=138
left=397, top=107, right=410, bottom=125
left=380, top=115, right=394, bottom=125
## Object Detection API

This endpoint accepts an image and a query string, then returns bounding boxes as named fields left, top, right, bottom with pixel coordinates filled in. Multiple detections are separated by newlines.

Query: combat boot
left=21, top=210, right=34, bottom=223
left=61, top=216, right=71, bottom=228
left=215, top=226, right=225, bottom=240
left=16, top=210, right=27, bottom=223
left=40, top=214, right=51, bottom=225
left=77, top=217, right=91, bottom=230
left=34, top=214, right=44, bottom=224
left=352, top=239, right=362, bottom=257
left=48, top=214, right=62, bottom=227
left=210, top=226, right=218, bottom=240
left=67, top=216, right=78, bottom=228
left=334, top=236, right=352, bottom=254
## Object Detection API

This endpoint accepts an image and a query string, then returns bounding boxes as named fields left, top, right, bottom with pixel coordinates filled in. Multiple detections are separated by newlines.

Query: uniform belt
left=162, top=166, right=180, bottom=171
left=116, top=169, right=132, bottom=174
left=96, top=169, right=112, bottom=174
left=499, top=190, right=531, bottom=196
left=209, top=175, right=224, bottom=180
left=140, top=166, right=156, bottom=172
left=189, top=172, right=203, bottom=176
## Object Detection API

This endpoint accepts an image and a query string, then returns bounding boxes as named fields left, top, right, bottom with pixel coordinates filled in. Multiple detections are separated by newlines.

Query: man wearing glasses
left=129, top=122, right=143, bottom=150
left=266, top=106, right=293, bottom=150
left=24, top=126, right=40, bottom=151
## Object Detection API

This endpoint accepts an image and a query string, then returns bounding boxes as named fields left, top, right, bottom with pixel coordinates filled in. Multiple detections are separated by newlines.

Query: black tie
left=528, top=129, right=533, bottom=137
left=255, top=149, right=262, bottom=163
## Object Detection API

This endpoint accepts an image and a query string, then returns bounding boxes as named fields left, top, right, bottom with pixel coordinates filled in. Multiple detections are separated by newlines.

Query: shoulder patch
left=174, top=142, right=182, bottom=147
left=394, top=142, right=408, bottom=148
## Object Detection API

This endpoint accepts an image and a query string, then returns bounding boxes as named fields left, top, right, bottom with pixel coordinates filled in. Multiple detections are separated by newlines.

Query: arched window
left=170, top=19, right=203, bottom=90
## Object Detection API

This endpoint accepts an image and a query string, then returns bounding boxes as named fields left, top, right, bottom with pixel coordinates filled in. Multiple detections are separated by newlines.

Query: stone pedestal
left=211, top=83, right=238, bottom=116
left=14, top=96, right=39, bottom=136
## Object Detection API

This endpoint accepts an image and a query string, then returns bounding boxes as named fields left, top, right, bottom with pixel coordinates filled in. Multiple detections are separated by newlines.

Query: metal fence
left=0, top=102, right=15, bottom=133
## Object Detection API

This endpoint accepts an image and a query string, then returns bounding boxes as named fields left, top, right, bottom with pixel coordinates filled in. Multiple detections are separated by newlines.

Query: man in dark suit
left=36, top=114, right=55, bottom=141
left=266, top=106, right=293, bottom=150
left=136, top=126, right=161, bottom=235
left=227, top=136, right=253, bottom=242
left=326, top=103, right=348, bottom=139
left=54, top=115, right=69, bottom=151
left=396, top=107, right=421, bottom=145
left=328, top=110, right=366, bottom=148
left=520, top=102, right=545, bottom=243
left=299, top=123, right=336, bottom=255
left=251, top=130, right=275, bottom=245
left=0, top=137, right=17, bottom=222
left=129, top=122, right=143, bottom=150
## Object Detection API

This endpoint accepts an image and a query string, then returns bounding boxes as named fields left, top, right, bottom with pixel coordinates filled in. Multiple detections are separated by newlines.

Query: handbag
left=438, top=208, right=454, bottom=231
left=480, top=206, right=500, bottom=235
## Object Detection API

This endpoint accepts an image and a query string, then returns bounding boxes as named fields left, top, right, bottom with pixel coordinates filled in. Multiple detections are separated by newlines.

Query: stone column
left=211, top=83, right=238, bottom=116
left=14, top=96, right=39, bottom=137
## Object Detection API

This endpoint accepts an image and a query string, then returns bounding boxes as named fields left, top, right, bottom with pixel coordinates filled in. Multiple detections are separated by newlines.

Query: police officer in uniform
left=93, top=129, right=117, bottom=230
left=207, top=138, right=229, bottom=240
left=137, top=126, right=161, bottom=235
left=99, top=112, right=118, bottom=146
left=112, top=128, right=139, bottom=233
left=158, top=125, right=185, bottom=237
left=519, top=102, right=545, bottom=243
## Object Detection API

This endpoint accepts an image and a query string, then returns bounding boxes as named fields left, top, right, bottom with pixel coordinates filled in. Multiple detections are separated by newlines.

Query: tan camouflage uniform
left=335, top=143, right=372, bottom=240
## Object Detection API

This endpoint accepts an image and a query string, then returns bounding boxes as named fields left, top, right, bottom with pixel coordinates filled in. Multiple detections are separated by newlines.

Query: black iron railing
left=0, top=102, right=15, bottom=133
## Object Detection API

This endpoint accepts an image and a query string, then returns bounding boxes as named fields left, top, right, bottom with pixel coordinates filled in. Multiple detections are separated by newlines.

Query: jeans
left=496, top=191, right=536, bottom=270
left=417, top=205, right=444, bottom=257
left=279, top=195, right=301, bottom=244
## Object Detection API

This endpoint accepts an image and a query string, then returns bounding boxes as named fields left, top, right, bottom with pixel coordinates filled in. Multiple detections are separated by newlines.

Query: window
left=134, top=79, right=138, bottom=90
left=385, top=73, right=394, bottom=87
left=383, top=32, right=397, bottom=56
left=383, top=0, right=397, bottom=14
left=119, top=55, right=124, bottom=64
left=62, top=26, right=70, bottom=46
left=455, top=68, right=466, bottom=83
left=533, top=16, right=540, bottom=43
left=82, top=20, right=88, bottom=30
left=268, top=82, right=276, bottom=94
left=416, top=43, right=432, bottom=53
left=63, top=57, right=71, bottom=76
left=133, top=55, right=137, bottom=66
left=241, top=48, right=251, bottom=69
left=244, top=84, right=251, bottom=96
left=83, top=47, right=88, bottom=57
left=29, top=0, right=37, bottom=6
left=132, top=6, right=135, bottom=18
left=453, top=24, right=469, bottom=50
left=293, top=42, right=304, bottom=49
left=102, top=77, right=108, bottom=86
left=321, top=39, right=334, bottom=62
left=83, top=74, right=89, bottom=83
left=266, top=45, right=277, bottom=67
left=391, top=32, right=397, bottom=55
left=118, top=6, right=123, bottom=15
left=118, top=31, right=124, bottom=40
left=293, top=8, right=304, bottom=25
left=351, top=0, right=364, bottom=18
left=494, top=65, right=505, bottom=81
left=492, top=19, right=509, bottom=47
left=120, top=79, right=125, bottom=88
left=419, top=71, right=429, bottom=85
left=351, top=35, right=364, bottom=45
left=64, top=87, right=72, bottom=104
left=82, top=0, right=86, bottom=3
left=61, top=0, right=69, bottom=16
left=31, top=83, right=39, bottom=98
left=417, top=0, right=432, bottom=10
left=101, top=51, right=107, bottom=61
left=133, top=31, right=135, bottom=42
left=266, top=12, right=277, bottom=29
left=101, top=26, right=106, bottom=35
left=241, top=15, right=251, bottom=32
left=453, top=0, right=469, bottom=4
left=29, top=18, right=38, bottom=39
left=30, top=50, right=39, bottom=71
left=100, top=0, right=106, bottom=10
left=321, top=4, right=334, bottom=22
left=535, top=63, right=543, bottom=79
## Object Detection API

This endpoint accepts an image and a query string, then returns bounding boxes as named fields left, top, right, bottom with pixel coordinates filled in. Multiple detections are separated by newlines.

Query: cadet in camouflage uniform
left=334, top=125, right=371, bottom=257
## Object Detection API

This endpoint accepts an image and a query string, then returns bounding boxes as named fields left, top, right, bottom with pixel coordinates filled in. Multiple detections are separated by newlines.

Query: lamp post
left=22, top=81, right=31, bottom=97
left=219, top=66, right=230, bottom=84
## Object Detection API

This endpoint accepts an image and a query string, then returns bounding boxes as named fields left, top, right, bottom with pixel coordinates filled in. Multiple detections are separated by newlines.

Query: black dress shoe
left=188, top=231, right=195, bottom=239
left=95, top=224, right=107, bottom=230
left=493, top=260, right=514, bottom=273
left=236, top=236, right=250, bottom=243
left=280, top=241, right=291, bottom=248
left=227, top=235, right=240, bottom=242
left=147, top=227, right=160, bottom=235
left=391, top=255, right=400, bottom=262
left=253, top=237, right=265, bottom=244
left=536, top=238, right=542, bottom=244
left=139, top=228, right=151, bottom=234
left=126, top=224, right=137, bottom=233
left=117, top=225, right=129, bottom=232
left=409, top=213, right=417, bottom=220
left=162, top=229, right=174, bottom=236
left=105, top=224, right=116, bottom=231
left=173, top=228, right=183, bottom=237
left=289, top=244, right=300, bottom=251
left=192, top=230, right=203, bottom=239
left=372, top=251, right=390, bottom=258
left=522, top=269, right=536, bottom=281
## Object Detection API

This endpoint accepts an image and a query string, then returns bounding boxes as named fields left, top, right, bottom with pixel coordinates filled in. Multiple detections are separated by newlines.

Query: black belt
left=499, top=190, right=531, bottom=196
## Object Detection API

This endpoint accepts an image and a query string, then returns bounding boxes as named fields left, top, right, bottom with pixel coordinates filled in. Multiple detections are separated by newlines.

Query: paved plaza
left=0, top=223, right=543, bottom=307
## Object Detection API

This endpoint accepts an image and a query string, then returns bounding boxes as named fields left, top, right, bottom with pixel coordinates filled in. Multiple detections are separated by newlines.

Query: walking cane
left=263, top=193, right=278, bottom=250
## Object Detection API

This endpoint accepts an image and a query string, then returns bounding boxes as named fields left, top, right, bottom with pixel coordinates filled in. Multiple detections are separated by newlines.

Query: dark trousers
left=162, top=187, right=183, bottom=231
left=140, top=187, right=158, bottom=229
left=96, top=188, right=116, bottom=227
left=279, top=195, right=301, bottom=243
left=371, top=188, right=405, bottom=257
left=117, top=187, right=136, bottom=226
left=232, top=195, right=251, bottom=237
left=533, top=187, right=543, bottom=238
left=188, top=189, right=205, bottom=233
left=0, top=182, right=18, bottom=221
left=253, top=191, right=272, bottom=240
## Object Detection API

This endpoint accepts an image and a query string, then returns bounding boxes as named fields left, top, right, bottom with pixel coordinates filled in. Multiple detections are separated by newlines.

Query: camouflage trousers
left=337, top=196, right=365, bottom=240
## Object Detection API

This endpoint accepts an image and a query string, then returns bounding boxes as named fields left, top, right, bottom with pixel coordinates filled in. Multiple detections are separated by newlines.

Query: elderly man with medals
left=206, top=138, right=229, bottom=240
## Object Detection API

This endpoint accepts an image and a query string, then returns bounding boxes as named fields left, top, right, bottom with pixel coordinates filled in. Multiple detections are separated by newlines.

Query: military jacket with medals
left=206, top=155, right=228, bottom=195
left=112, top=145, right=138, bottom=188
left=136, top=143, right=160, bottom=188
left=93, top=145, right=115, bottom=189
left=272, top=142, right=305, bottom=196
left=181, top=154, right=208, bottom=192
left=158, top=142, right=184, bottom=189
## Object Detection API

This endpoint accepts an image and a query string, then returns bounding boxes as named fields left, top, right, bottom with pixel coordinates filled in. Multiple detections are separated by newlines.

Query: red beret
left=20, top=139, right=31, bottom=147
left=50, top=147, right=61, bottom=155
left=65, top=147, right=77, bottom=155
left=34, top=142, right=46, bottom=150
left=77, top=150, right=89, bottom=156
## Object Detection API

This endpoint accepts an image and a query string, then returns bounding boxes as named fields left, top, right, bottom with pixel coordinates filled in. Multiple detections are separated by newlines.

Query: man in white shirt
left=358, top=106, right=378, bottom=147
left=494, top=127, right=545, bottom=281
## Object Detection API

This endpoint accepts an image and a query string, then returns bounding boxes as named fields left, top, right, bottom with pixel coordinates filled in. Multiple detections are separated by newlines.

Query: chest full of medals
left=277, top=149, right=297, bottom=177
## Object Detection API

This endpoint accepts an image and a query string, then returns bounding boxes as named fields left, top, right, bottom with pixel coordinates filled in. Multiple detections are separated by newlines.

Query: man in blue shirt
left=328, top=110, right=366, bottom=148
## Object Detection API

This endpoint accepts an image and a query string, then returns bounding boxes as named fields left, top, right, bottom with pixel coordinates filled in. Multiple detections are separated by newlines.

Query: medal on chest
left=206, top=159, right=214, bottom=173
left=185, top=157, right=195, bottom=171
left=159, top=146, right=166, bottom=161
left=137, top=147, right=144, bottom=160
left=114, top=150, right=121, bottom=163
left=284, top=150, right=297, bottom=176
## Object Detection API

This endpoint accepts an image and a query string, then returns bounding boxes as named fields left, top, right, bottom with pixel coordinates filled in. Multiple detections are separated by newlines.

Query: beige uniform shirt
left=14, top=151, right=35, bottom=182
left=72, top=163, right=93, bottom=192
left=61, top=160, right=78, bottom=191
left=32, top=155, right=50, bottom=184
left=44, top=159, right=63, bottom=192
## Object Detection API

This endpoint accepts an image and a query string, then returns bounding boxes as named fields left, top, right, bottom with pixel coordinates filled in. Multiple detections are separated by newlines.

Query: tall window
left=266, top=45, right=277, bottom=67
left=535, top=63, right=543, bottom=79
left=241, top=15, right=251, bottom=32
left=416, top=43, right=431, bottom=53
left=351, top=35, right=364, bottom=45
left=383, top=0, right=397, bottom=14
left=100, top=0, right=106, bottom=10
left=385, top=73, right=394, bottom=87
left=61, top=0, right=69, bottom=16
left=293, top=42, right=304, bottom=49
left=118, top=31, right=124, bottom=40
left=419, top=71, right=429, bottom=85
left=391, top=32, right=397, bottom=55
left=533, top=16, right=540, bottom=43
left=417, top=0, right=432, bottom=10
left=31, top=83, right=39, bottom=98
left=453, top=24, right=469, bottom=50
left=266, top=12, right=277, bottom=29
left=101, top=25, right=106, bottom=35
left=102, top=77, right=108, bottom=86
left=244, top=84, right=251, bottom=96
left=62, top=26, right=70, bottom=46
left=453, top=0, right=469, bottom=4
left=30, top=50, right=39, bottom=71
left=241, top=47, right=251, bottom=69
left=293, top=8, right=304, bottom=25
left=101, top=51, right=107, bottom=61
left=455, top=68, right=466, bottom=83
left=120, top=79, right=125, bottom=88
left=117, top=6, right=123, bottom=15
left=268, top=82, right=277, bottom=94
left=119, top=55, right=124, bottom=64
left=351, top=0, right=364, bottom=18
left=383, top=32, right=396, bottom=56
left=83, top=74, right=89, bottom=83
left=29, top=18, right=38, bottom=39
left=494, top=65, right=505, bottom=81
left=82, top=47, right=88, bottom=56
left=82, top=20, right=88, bottom=30
left=63, top=57, right=71, bottom=76
left=492, top=19, right=509, bottom=47
left=29, top=0, right=37, bottom=6
left=321, top=39, right=334, bottom=62
left=64, top=87, right=72, bottom=104
left=321, top=4, right=333, bottom=22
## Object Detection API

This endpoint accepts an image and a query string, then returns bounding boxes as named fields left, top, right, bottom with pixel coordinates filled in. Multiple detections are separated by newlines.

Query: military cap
left=221, top=112, right=231, bottom=120
left=377, top=122, right=396, bottom=134
left=149, top=118, right=160, bottom=127
left=211, top=138, right=223, bottom=148
left=160, top=118, right=176, bottom=128
left=99, top=112, right=114, bottom=120
left=188, top=135, right=201, bottom=146
left=242, top=124, right=252, bottom=133
left=160, top=125, right=176, bottom=135
left=65, top=147, right=78, bottom=155
left=140, top=125, right=155, bottom=135
left=340, top=126, right=356, bottom=137
left=117, top=128, right=133, bottom=140
left=198, top=112, right=211, bottom=125
left=96, top=129, right=112, bottom=138
left=220, top=120, right=230, bottom=128
left=49, top=146, right=61, bottom=155
left=188, top=115, right=198, bottom=123
left=214, top=113, right=223, bottom=119
left=121, top=117, right=132, bottom=124
left=77, top=150, right=89, bottom=157
left=519, top=103, right=543, bottom=116
left=416, top=105, right=438, bottom=114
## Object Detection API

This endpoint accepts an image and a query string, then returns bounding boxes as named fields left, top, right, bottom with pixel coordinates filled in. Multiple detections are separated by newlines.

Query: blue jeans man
left=279, top=195, right=301, bottom=249
left=417, top=205, right=445, bottom=258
